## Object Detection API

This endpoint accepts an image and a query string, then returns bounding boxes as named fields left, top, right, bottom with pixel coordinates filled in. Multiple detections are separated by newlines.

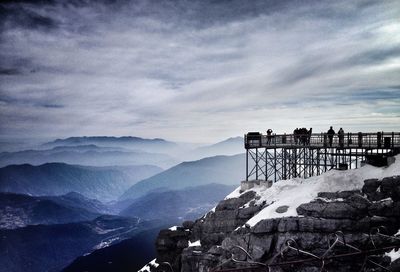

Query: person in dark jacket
left=294, top=128, right=299, bottom=144
left=307, top=128, right=312, bottom=145
left=266, top=129, right=273, bottom=144
left=327, top=126, right=335, bottom=147
left=338, top=127, right=344, bottom=147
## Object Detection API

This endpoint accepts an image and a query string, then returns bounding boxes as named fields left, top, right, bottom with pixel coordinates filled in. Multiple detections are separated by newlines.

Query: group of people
left=293, top=127, right=312, bottom=145
left=327, top=126, right=345, bottom=147
left=263, top=126, right=346, bottom=147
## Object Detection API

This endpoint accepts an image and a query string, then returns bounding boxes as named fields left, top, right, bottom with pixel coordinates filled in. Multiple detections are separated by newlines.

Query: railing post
left=393, top=132, right=395, bottom=149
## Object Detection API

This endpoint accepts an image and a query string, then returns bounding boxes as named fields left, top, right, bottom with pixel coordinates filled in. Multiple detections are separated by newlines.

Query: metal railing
left=245, top=132, right=400, bottom=150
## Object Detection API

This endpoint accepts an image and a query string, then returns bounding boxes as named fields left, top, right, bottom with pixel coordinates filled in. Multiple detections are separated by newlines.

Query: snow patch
left=169, top=226, right=178, bottom=231
left=93, top=226, right=124, bottom=234
left=316, top=197, right=344, bottom=202
left=385, top=248, right=400, bottom=262
left=138, top=258, right=159, bottom=272
left=189, top=240, right=201, bottom=247
left=138, top=259, right=159, bottom=272
left=225, top=186, right=242, bottom=199
left=93, top=237, right=120, bottom=250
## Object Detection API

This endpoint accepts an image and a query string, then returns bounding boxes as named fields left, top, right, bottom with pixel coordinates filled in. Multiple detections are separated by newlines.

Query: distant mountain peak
left=51, top=136, right=171, bottom=144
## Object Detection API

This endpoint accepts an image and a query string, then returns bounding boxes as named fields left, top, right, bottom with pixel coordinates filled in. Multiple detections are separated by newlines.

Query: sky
left=0, top=0, right=399, bottom=143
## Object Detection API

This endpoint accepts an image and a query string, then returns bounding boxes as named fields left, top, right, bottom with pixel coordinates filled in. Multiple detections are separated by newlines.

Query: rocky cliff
left=143, top=162, right=400, bottom=272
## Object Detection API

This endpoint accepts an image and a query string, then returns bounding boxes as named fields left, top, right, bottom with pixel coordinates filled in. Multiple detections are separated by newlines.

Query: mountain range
left=0, top=163, right=162, bottom=201
left=0, top=135, right=248, bottom=272
left=0, top=145, right=176, bottom=168
left=120, top=154, right=245, bottom=200
left=0, top=136, right=245, bottom=168
left=120, top=183, right=236, bottom=221
left=42, top=136, right=178, bottom=154
left=0, top=192, right=108, bottom=229
left=189, top=136, right=244, bottom=160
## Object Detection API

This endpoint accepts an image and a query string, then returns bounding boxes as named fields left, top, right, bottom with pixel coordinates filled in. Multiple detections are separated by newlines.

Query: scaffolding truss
left=245, top=132, right=400, bottom=182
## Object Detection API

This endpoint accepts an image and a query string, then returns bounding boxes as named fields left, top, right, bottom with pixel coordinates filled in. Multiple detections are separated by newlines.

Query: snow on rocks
left=188, top=240, right=201, bottom=247
left=386, top=248, right=400, bottom=262
left=239, top=155, right=400, bottom=227
left=138, top=259, right=159, bottom=272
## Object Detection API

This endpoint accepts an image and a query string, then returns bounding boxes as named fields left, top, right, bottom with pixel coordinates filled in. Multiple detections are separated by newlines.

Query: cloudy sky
left=0, top=0, right=399, bottom=143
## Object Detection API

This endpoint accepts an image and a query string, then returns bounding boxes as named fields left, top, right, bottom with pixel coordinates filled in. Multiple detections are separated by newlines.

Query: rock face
left=151, top=176, right=400, bottom=272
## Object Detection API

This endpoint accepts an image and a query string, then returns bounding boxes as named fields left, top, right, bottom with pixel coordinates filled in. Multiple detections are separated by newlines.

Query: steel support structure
left=245, top=132, right=400, bottom=182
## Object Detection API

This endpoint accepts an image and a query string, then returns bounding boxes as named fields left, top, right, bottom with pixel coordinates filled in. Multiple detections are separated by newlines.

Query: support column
left=255, top=148, right=258, bottom=180
left=274, top=148, right=277, bottom=182
left=246, top=149, right=248, bottom=181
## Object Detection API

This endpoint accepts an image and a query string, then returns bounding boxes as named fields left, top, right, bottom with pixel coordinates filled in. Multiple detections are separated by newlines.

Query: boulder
left=251, top=218, right=279, bottom=234
left=183, top=220, right=195, bottom=230
left=275, top=205, right=289, bottom=213
left=216, top=198, right=247, bottom=211
left=347, top=194, right=371, bottom=210
left=381, top=176, right=400, bottom=200
left=362, top=179, right=381, bottom=194
left=237, top=205, right=262, bottom=219
left=318, top=190, right=362, bottom=200
left=297, top=199, right=367, bottom=219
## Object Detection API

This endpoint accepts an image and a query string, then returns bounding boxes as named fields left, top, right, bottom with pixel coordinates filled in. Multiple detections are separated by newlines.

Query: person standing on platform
left=307, top=128, right=312, bottom=145
left=293, top=128, right=299, bottom=145
left=267, top=129, right=273, bottom=145
left=327, top=126, right=335, bottom=147
left=338, top=127, right=344, bottom=148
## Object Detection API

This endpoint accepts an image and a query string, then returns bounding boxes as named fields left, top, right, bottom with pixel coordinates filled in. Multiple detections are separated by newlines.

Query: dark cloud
left=0, top=68, right=21, bottom=75
left=0, top=5, right=59, bottom=31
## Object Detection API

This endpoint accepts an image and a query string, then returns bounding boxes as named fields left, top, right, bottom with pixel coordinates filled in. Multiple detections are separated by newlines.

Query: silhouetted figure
left=358, top=132, right=363, bottom=147
left=307, top=128, right=312, bottom=145
left=294, top=128, right=299, bottom=144
left=266, top=129, right=273, bottom=144
left=299, top=127, right=307, bottom=145
left=338, top=128, right=344, bottom=148
left=377, top=131, right=382, bottom=148
left=327, top=126, right=335, bottom=147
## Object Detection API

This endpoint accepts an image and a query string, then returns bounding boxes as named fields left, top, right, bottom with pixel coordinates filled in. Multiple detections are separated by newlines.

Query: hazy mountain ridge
left=47, top=136, right=173, bottom=146
left=47, top=144, right=129, bottom=152
left=119, top=154, right=245, bottom=200
left=0, top=192, right=104, bottom=229
left=0, top=163, right=162, bottom=201
left=0, top=146, right=176, bottom=168
left=0, top=136, right=249, bottom=272
left=42, top=136, right=178, bottom=154
left=189, top=136, right=244, bottom=160
left=0, top=136, right=245, bottom=168
left=120, top=183, right=236, bottom=221
left=63, top=184, right=236, bottom=272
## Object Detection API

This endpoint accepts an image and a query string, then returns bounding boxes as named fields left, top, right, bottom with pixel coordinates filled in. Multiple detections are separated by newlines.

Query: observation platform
left=244, top=131, right=400, bottom=182
left=245, top=132, right=400, bottom=150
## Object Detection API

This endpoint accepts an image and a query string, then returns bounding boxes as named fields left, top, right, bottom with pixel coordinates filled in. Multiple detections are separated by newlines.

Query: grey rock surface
left=150, top=175, right=400, bottom=272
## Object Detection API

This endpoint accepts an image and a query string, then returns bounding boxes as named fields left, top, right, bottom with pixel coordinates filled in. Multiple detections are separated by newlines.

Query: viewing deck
left=244, top=131, right=400, bottom=182
left=245, top=132, right=400, bottom=150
